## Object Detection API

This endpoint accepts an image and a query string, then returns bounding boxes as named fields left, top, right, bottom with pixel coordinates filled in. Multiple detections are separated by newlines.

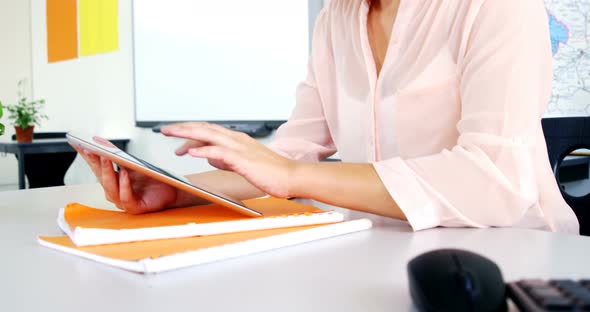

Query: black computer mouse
left=407, top=249, right=507, bottom=312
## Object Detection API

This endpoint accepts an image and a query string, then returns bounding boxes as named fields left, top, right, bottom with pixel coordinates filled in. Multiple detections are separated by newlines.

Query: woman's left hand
left=160, top=122, right=296, bottom=198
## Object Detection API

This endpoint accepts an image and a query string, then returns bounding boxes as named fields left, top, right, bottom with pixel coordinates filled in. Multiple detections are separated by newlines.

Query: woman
left=77, top=0, right=579, bottom=233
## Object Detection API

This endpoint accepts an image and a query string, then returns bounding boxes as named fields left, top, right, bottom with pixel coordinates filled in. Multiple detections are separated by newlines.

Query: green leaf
left=0, top=123, right=4, bottom=136
left=5, top=95, right=47, bottom=129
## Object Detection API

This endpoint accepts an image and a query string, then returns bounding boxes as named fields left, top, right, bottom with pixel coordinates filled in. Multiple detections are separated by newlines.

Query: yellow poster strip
left=79, top=0, right=119, bottom=56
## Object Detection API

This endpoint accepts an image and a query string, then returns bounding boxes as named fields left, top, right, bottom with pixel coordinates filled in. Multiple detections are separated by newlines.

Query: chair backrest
left=542, top=117, right=590, bottom=236
left=11, top=132, right=67, bottom=140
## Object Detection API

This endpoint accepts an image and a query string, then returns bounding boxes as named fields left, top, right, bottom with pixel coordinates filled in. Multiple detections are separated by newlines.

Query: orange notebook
left=59, top=197, right=344, bottom=246
left=39, top=219, right=373, bottom=273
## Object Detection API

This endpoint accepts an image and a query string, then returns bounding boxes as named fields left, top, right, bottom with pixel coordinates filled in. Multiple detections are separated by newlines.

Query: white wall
left=0, top=0, right=32, bottom=187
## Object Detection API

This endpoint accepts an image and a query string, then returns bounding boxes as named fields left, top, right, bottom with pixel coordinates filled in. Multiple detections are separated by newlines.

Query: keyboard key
left=540, top=297, right=574, bottom=310
left=542, top=299, right=574, bottom=310
left=509, top=281, right=577, bottom=311
left=564, top=287, right=590, bottom=299
left=530, top=287, right=564, bottom=301
left=551, top=280, right=579, bottom=291
left=508, top=279, right=590, bottom=311
left=520, top=279, right=552, bottom=290
left=575, top=299, right=590, bottom=310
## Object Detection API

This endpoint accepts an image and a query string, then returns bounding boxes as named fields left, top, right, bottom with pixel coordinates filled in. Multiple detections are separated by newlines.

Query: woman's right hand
left=74, top=147, right=198, bottom=214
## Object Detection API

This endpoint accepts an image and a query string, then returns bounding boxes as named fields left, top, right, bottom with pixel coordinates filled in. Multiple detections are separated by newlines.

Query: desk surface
left=2, top=184, right=590, bottom=312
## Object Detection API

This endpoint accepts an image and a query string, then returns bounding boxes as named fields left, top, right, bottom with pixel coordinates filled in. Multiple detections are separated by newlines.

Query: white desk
left=1, top=184, right=590, bottom=312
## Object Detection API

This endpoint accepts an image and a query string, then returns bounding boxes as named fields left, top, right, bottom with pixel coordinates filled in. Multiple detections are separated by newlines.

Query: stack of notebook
left=38, top=197, right=372, bottom=273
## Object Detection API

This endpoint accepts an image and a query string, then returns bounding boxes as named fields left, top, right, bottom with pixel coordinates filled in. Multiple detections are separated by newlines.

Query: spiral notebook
left=58, top=197, right=344, bottom=246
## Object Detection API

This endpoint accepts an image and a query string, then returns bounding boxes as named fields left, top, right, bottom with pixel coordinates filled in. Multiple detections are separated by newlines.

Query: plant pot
left=15, top=126, right=34, bottom=143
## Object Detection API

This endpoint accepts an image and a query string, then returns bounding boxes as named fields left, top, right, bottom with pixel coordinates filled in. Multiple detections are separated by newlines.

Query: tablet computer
left=66, top=131, right=263, bottom=217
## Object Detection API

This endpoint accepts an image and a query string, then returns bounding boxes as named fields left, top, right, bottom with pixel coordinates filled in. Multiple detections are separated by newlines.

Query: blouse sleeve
left=373, top=0, right=554, bottom=230
left=267, top=9, right=337, bottom=162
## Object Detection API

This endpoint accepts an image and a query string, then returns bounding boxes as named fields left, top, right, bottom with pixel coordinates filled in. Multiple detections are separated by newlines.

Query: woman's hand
left=161, top=122, right=297, bottom=198
left=73, top=146, right=199, bottom=214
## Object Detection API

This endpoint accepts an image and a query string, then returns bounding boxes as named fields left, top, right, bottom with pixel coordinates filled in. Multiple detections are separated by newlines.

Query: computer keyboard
left=507, top=279, right=590, bottom=311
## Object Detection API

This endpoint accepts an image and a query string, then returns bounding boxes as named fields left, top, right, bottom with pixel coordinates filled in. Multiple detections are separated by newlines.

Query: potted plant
left=0, top=101, right=4, bottom=136
left=5, top=96, right=47, bottom=143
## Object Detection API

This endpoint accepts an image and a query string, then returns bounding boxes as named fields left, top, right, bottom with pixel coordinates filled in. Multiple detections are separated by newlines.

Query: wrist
left=287, top=161, right=308, bottom=199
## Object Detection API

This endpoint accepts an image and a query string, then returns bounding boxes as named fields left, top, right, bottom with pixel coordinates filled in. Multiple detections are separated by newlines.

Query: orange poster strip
left=46, top=0, right=78, bottom=63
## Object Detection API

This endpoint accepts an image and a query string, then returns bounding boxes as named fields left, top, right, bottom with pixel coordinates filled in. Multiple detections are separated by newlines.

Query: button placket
left=360, top=0, right=412, bottom=162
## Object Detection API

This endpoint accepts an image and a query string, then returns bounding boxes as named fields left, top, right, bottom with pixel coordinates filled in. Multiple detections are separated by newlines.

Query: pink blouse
left=268, top=0, right=579, bottom=234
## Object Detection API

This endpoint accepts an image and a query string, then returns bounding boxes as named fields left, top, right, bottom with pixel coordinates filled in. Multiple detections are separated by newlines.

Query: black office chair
left=542, top=117, right=590, bottom=236
left=11, top=132, right=77, bottom=188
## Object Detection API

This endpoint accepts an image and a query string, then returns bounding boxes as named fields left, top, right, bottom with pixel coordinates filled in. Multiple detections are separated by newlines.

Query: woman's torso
left=311, top=0, right=577, bottom=231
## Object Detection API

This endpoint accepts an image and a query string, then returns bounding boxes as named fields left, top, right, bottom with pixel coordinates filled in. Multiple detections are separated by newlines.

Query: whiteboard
left=133, top=0, right=323, bottom=126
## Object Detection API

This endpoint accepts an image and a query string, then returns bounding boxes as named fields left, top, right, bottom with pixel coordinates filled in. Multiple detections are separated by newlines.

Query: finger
left=164, top=122, right=236, bottom=136
left=118, top=168, right=140, bottom=213
left=161, top=122, right=207, bottom=135
left=71, top=144, right=90, bottom=156
left=201, top=122, right=253, bottom=142
left=100, top=157, right=120, bottom=204
left=188, top=146, right=237, bottom=170
left=72, top=145, right=92, bottom=165
left=161, top=123, right=239, bottom=150
left=173, top=122, right=248, bottom=140
left=208, top=158, right=229, bottom=171
left=204, top=123, right=254, bottom=144
left=175, top=140, right=207, bottom=156
left=188, top=145, right=225, bottom=159
left=72, top=145, right=84, bottom=155
left=203, top=122, right=241, bottom=136
left=78, top=149, right=102, bottom=182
